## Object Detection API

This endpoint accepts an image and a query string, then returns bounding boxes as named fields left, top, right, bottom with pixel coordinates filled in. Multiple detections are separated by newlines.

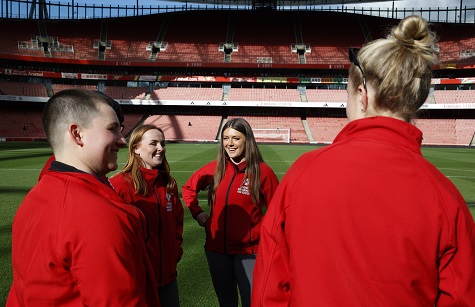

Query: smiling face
left=81, top=102, right=126, bottom=177
left=134, top=128, right=166, bottom=170
left=222, top=127, right=247, bottom=164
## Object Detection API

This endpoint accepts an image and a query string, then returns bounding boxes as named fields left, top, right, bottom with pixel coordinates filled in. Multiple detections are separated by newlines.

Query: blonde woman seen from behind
left=252, top=15, right=475, bottom=306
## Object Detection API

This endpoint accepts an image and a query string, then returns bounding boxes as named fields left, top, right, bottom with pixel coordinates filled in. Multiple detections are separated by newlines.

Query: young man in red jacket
left=7, top=89, right=160, bottom=306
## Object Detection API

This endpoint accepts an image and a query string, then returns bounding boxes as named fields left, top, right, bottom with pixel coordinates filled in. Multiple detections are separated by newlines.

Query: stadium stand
left=227, top=88, right=301, bottom=102
left=52, top=84, right=98, bottom=94
left=0, top=6, right=474, bottom=146
left=41, top=19, right=100, bottom=60
left=103, top=86, right=147, bottom=99
left=306, top=89, right=348, bottom=103
left=300, top=12, right=366, bottom=64
left=144, top=114, right=222, bottom=142
left=0, top=10, right=472, bottom=66
left=153, top=11, right=227, bottom=63
left=434, top=90, right=475, bottom=104
left=412, top=118, right=475, bottom=146
left=0, top=80, right=47, bottom=97
left=107, top=15, right=168, bottom=61
left=151, top=87, right=224, bottom=101
left=231, top=10, right=297, bottom=64
left=306, top=117, right=349, bottom=143
left=0, top=106, right=44, bottom=138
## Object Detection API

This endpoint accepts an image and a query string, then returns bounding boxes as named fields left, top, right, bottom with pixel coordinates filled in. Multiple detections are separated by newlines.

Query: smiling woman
left=181, top=118, right=279, bottom=307
left=110, top=124, right=184, bottom=307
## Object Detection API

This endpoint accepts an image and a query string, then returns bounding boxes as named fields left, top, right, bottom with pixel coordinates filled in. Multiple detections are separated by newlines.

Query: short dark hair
left=42, top=89, right=120, bottom=150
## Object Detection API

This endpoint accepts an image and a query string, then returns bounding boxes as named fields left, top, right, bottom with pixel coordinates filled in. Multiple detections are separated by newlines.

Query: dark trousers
left=205, top=250, right=256, bottom=307
left=158, top=279, right=180, bottom=307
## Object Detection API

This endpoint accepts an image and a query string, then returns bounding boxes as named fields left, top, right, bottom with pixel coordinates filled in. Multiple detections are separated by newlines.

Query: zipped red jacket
left=110, top=167, right=184, bottom=287
left=252, top=116, right=475, bottom=306
left=7, top=162, right=160, bottom=307
left=182, top=159, right=279, bottom=254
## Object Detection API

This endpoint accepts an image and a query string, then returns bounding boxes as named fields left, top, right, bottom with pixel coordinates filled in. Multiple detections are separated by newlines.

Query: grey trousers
left=158, top=279, right=180, bottom=307
left=205, top=250, right=256, bottom=307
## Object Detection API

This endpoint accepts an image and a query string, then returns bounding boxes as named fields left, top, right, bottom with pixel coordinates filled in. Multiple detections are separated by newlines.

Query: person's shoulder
left=109, top=172, right=130, bottom=188
left=196, top=160, right=217, bottom=173
left=259, top=161, right=276, bottom=173
left=278, top=147, right=330, bottom=181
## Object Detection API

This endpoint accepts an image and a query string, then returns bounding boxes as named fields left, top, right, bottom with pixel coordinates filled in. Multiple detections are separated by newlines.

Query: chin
left=108, top=163, right=118, bottom=172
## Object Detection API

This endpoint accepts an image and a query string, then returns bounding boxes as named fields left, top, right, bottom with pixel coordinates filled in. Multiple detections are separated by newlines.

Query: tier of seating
left=0, top=80, right=48, bottom=97
left=300, top=12, right=366, bottom=64
left=144, top=114, right=221, bottom=142
left=1, top=80, right=474, bottom=104
left=1, top=108, right=473, bottom=146
left=227, top=88, right=301, bottom=102
left=52, top=84, right=98, bottom=94
left=434, top=90, right=475, bottom=104
left=1, top=11, right=473, bottom=64
left=151, top=87, right=224, bottom=101
left=411, top=118, right=475, bottom=145
left=306, top=117, right=349, bottom=143
left=0, top=108, right=44, bottom=138
left=103, top=86, right=147, bottom=99
left=306, top=89, right=348, bottom=103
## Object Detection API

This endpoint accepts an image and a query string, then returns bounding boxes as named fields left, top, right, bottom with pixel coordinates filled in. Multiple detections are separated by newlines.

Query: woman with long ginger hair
left=182, top=118, right=279, bottom=307
left=111, top=124, right=184, bottom=307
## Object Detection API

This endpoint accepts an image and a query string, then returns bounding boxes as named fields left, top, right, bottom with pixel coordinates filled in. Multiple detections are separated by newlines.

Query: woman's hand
left=196, top=212, right=209, bottom=227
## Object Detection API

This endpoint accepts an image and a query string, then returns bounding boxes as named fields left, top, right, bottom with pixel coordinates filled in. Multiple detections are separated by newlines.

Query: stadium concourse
left=0, top=4, right=474, bottom=146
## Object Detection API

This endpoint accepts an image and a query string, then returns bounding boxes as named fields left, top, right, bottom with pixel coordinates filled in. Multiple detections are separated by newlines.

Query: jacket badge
left=237, top=178, right=250, bottom=195
left=166, top=192, right=173, bottom=212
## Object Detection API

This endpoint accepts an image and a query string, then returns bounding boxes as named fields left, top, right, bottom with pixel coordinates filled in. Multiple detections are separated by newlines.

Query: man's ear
left=69, top=124, right=84, bottom=146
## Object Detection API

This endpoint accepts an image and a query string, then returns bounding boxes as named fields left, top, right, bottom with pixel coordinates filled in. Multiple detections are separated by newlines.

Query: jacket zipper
left=153, top=188, right=163, bottom=285
left=223, top=166, right=240, bottom=254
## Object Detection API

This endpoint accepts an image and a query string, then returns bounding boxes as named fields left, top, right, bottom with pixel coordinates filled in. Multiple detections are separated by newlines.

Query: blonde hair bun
left=390, top=15, right=438, bottom=64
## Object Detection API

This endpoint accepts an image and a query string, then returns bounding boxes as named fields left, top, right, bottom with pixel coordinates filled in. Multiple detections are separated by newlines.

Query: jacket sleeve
left=174, top=184, right=185, bottom=262
left=437, top=191, right=475, bottom=306
left=260, top=163, right=279, bottom=208
left=181, top=162, right=215, bottom=218
left=252, top=179, right=291, bottom=307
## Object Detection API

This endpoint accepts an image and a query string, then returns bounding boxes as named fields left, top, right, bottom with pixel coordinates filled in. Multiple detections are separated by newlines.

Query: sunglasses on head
left=349, top=48, right=367, bottom=89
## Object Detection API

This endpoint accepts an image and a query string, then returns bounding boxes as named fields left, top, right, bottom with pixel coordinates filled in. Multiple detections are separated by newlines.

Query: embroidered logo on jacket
left=237, top=178, right=250, bottom=195
left=166, top=193, right=173, bottom=212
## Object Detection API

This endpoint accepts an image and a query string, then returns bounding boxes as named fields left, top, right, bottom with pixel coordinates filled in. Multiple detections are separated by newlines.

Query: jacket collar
left=333, top=116, right=423, bottom=154
left=50, top=161, right=110, bottom=185
left=140, top=166, right=163, bottom=181
left=226, top=156, right=247, bottom=172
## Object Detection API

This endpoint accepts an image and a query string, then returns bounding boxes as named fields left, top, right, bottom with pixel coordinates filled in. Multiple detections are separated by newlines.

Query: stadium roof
left=167, top=0, right=394, bottom=8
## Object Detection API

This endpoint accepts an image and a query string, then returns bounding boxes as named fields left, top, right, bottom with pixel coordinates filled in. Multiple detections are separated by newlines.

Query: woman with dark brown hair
left=182, top=118, right=279, bottom=307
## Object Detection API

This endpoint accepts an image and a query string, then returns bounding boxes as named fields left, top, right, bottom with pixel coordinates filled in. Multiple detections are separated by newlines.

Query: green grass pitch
left=0, top=142, right=474, bottom=306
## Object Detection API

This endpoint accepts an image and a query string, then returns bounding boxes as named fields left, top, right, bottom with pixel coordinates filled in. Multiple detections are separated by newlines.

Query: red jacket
left=182, top=159, right=279, bottom=254
left=252, top=116, right=475, bottom=306
left=7, top=162, right=160, bottom=307
left=110, top=168, right=184, bottom=287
